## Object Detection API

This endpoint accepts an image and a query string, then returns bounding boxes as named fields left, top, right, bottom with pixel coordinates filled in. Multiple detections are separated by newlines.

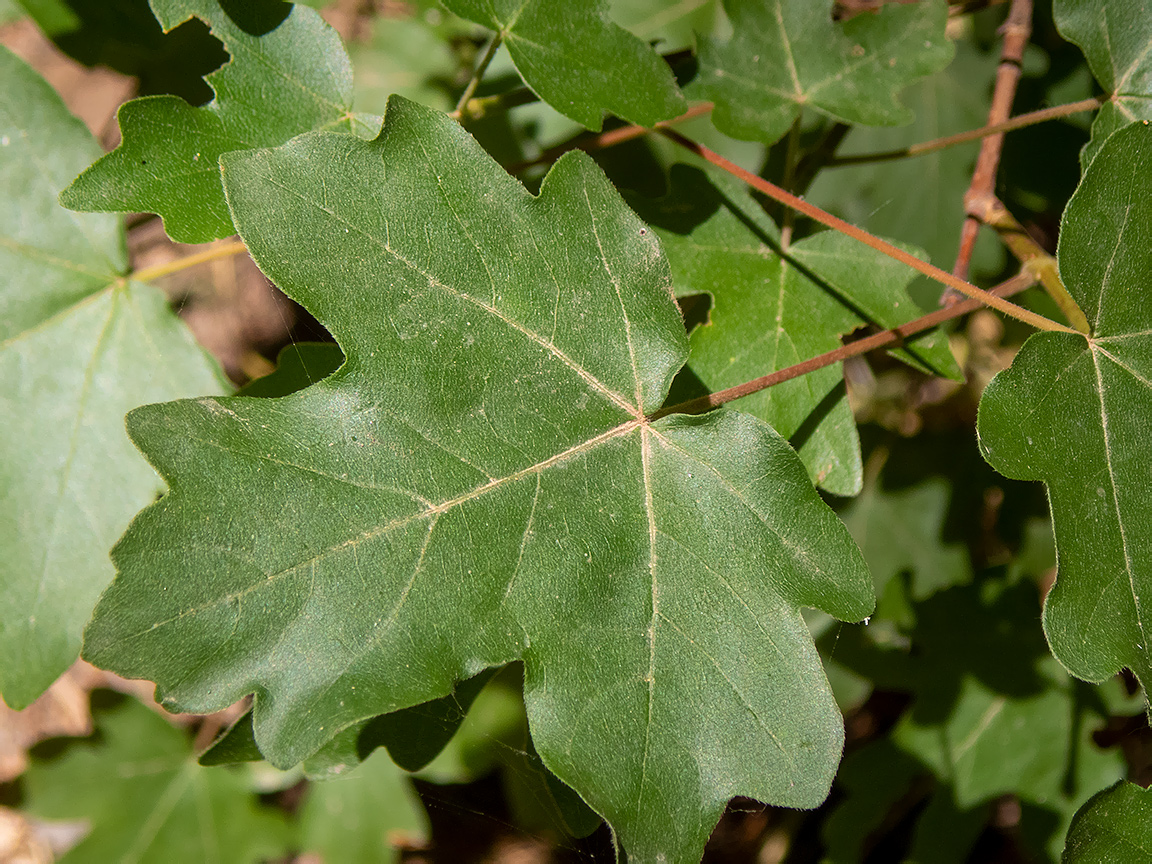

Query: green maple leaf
left=1063, top=781, right=1152, bottom=863
left=608, top=0, right=720, bottom=54
left=978, top=122, right=1152, bottom=697
left=841, top=475, right=971, bottom=600
left=60, top=0, right=360, bottom=244
left=634, top=166, right=959, bottom=497
left=1055, top=0, right=1152, bottom=168
left=688, top=0, right=954, bottom=145
left=824, top=580, right=1125, bottom=864
left=84, top=96, right=873, bottom=862
left=299, top=748, right=429, bottom=864
left=0, top=47, right=223, bottom=708
left=23, top=696, right=289, bottom=864
left=807, top=39, right=1002, bottom=274
left=441, top=0, right=686, bottom=130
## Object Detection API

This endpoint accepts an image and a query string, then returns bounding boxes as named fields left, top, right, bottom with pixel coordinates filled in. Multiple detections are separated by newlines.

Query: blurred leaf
left=0, top=47, right=223, bottom=708
left=61, top=0, right=356, bottom=243
left=299, top=747, right=429, bottom=864
left=978, top=123, right=1152, bottom=696
left=348, top=13, right=459, bottom=116
left=0, top=0, right=25, bottom=24
left=633, top=165, right=959, bottom=496
left=841, top=474, right=971, bottom=600
left=441, top=0, right=686, bottom=130
left=821, top=738, right=924, bottom=864
left=1054, top=0, right=1152, bottom=168
left=1062, top=780, right=1152, bottom=863
left=413, top=668, right=522, bottom=784
left=826, top=580, right=1126, bottom=863
left=609, top=0, right=720, bottom=53
left=689, top=0, right=953, bottom=144
left=23, top=696, right=289, bottom=864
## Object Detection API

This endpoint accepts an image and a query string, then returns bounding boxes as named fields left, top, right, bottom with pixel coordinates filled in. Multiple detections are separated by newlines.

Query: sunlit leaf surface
left=84, top=96, right=873, bottom=863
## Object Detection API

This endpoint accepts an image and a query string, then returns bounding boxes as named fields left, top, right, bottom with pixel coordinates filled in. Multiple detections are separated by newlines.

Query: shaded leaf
left=23, top=696, right=289, bottom=864
left=15, top=0, right=228, bottom=104
left=977, top=122, right=1152, bottom=694
left=634, top=166, right=958, bottom=496
left=841, top=475, right=971, bottom=600
left=608, top=0, right=720, bottom=54
left=347, top=12, right=460, bottom=116
left=0, top=47, right=223, bottom=708
left=60, top=0, right=356, bottom=243
left=299, top=747, right=429, bottom=864
left=237, top=342, right=344, bottom=398
left=1062, top=780, right=1152, bottom=863
left=84, top=95, right=873, bottom=863
left=1055, top=0, right=1152, bottom=168
left=441, top=0, right=686, bottom=130
left=688, top=0, right=954, bottom=144
left=826, top=580, right=1125, bottom=863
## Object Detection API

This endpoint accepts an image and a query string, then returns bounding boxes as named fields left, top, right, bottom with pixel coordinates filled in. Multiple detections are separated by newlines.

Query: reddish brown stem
left=950, top=0, right=1032, bottom=288
left=510, top=102, right=714, bottom=173
left=651, top=271, right=1038, bottom=420
left=659, top=127, right=1076, bottom=334
left=826, top=97, right=1101, bottom=167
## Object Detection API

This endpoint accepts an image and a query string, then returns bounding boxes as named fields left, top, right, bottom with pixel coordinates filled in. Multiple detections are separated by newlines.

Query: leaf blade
left=978, top=123, right=1152, bottom=691
left=85, top=95, right=873, bottom=862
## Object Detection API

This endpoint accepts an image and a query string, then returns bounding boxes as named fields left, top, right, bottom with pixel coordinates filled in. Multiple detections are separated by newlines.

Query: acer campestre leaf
left=0, top=47, right=223, bottom=708
left=977, top=123, right=1152, bottom=696
left=840, top=476, right=971, bottom=600
left=1062, top=781, right=1152, bottom=863
left=635, top=166, right=958, bottom=496
left=688, top=0, right=954, bottom=145
left=608, top=0, right=719, bottom=54
left=806, top=39, right=1002, bottom=275
left=299, top=748, right=430, bottom=864
left=440, top=0, right=686, bottom=130
left=60, top=0, right=356, bottom=244
left=826, top=580, right=1125, bottom=863
left=84, top=95, right=874, bottom=863
left=1055, top=0, right=1152, bottom=168
left=23, top=696, right=289, bottom=864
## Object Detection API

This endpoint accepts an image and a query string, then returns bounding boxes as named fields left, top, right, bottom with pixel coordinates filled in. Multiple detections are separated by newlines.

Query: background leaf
left=840, top=474, right=971, bottom=600
left=688, top=0, right=954, bottom=144
left=0, top=46, right=223, bottom=708
left=298, top=747, right=429, bottom=864
left=60, top=0, right=356, bottom=243
left=977, top=122, right=1152, bottom=694
left=23, top=695, right=289, bottom=864
left=633, top=165, right=958, bottom=496
left=824, top=578, right=1126, bottom=863
left=807, top=38, right=1003, bottom=290
left=441, top=0, right=686, bottom=130
left=83, top=95, right=873, bottom=863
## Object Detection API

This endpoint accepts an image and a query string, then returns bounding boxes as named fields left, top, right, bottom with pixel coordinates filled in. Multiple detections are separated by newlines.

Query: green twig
left=452, top=31, right=504, bottom=121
